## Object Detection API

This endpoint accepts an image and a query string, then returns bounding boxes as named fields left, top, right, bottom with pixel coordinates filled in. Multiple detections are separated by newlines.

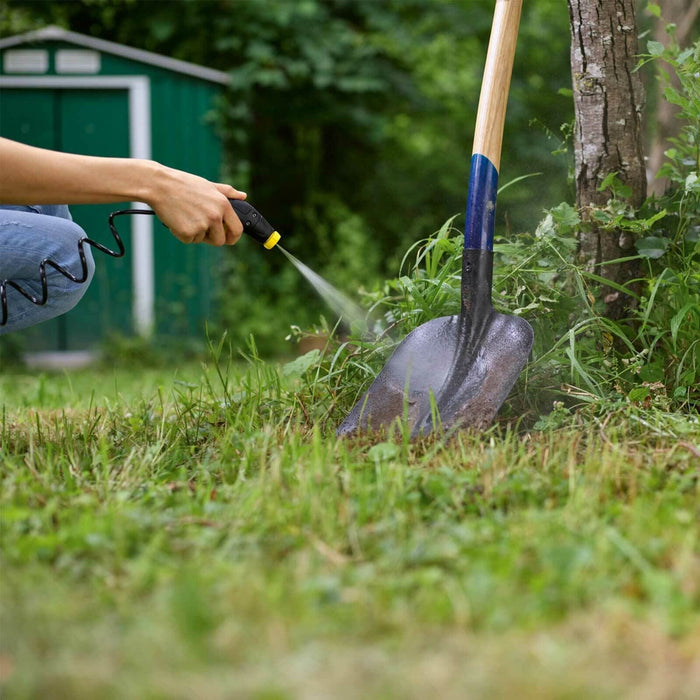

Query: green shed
left=0, top=25, right=230, bottom=351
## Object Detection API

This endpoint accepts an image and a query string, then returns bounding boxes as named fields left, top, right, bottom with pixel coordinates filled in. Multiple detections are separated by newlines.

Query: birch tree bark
left=568, top=0, right=646, bottom=314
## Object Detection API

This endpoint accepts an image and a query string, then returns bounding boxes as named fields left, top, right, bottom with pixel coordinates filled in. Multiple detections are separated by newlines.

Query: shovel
left=337, top=0, right=533, bottom=438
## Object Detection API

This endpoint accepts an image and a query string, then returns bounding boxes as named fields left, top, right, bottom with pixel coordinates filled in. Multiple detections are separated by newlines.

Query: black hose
left=0, top=209, right=152, bottom=327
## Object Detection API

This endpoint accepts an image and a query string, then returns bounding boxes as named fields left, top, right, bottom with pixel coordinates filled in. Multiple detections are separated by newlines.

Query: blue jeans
left=0, top=205, right=95, bottom=334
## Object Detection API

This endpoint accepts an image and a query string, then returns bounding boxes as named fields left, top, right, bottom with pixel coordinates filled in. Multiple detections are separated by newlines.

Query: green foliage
left=98, top=332, right=207, bottom=368
left=344, top=200, right=698, bottom=421
left=0, top=332, right=26, bottom=369
left=0, top=2, right=695, bottom=414
left=629, top=37, right=700, bottom=409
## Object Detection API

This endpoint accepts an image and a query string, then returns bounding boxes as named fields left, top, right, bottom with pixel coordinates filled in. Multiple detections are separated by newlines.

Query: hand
left=145, top=165, right=247, bottom=246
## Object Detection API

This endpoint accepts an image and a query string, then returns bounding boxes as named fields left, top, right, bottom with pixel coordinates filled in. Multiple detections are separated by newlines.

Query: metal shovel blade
left=337, top=251, right=533, bottom=438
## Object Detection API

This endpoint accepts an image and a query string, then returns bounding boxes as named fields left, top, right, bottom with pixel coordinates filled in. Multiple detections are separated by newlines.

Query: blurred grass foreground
left=1, top=359, right=699, bottom=698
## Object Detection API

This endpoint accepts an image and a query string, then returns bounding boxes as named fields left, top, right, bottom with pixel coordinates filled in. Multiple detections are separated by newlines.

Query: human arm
left=0, top=137, right=246, bottom=246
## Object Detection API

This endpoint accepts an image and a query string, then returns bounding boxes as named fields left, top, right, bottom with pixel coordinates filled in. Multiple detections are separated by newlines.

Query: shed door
left=0, top=88, right=132, bottom=351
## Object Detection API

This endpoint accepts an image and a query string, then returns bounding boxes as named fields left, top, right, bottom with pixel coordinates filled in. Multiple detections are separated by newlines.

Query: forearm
left=0, top=137, right=246, bottom=246
left=0, top=137, right=160, bottom=205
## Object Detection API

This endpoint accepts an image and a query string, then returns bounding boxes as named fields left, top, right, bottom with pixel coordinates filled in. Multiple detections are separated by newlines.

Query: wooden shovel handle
left=472, top=0, right=522, bottom=171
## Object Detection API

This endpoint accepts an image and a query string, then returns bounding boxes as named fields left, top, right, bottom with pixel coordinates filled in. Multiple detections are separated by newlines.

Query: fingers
left=204, top=218, right=227, bottom=247
left=200, top=187, right=245, bottom=246
left=169, top=193, right=241, bottom=246
left=201, top=201, right=243, bottom=247
left=224, top=227, right=242, bottom=246
left=177, top=229, right=206, bottom=245
left=215, top=182, right=247, bottom=201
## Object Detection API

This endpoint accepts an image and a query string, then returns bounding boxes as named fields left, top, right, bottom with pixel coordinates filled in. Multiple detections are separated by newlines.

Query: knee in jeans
left=48, top=222, right=96, bottom=313
left=61, top=219, right=94, bottom=278
left=67, top=246, right=95, bottom=304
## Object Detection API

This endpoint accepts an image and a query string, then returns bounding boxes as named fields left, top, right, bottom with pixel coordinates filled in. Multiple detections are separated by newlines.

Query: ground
left=1, top=361, right=699, bottom=699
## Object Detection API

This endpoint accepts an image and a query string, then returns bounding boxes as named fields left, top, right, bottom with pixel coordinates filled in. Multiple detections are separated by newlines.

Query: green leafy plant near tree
left=274, top=35, right=700, bottom=430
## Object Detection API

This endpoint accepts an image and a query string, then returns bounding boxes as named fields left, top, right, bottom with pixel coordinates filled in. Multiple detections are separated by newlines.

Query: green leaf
left=677, top=47, right=694, bottom=64
left=591, top=208, right=614, bottom=224
left=281, top=349, right=322, bottom=378
left=598, top=172, right=633, bottom=199
left=647, top=40, right=665, bottom=57
left=497, top=172, right=542, bottom=195
left=670, top=302, right=698, bottom=346
left=580, top=271, right=641, bottom=300
left=435, top=215, right=459, bottom=240
left=550, top=202, right=581, bottom=231
left=636, top=236, right=670, bottom=259
left=673, top=386, right=688, bottom=400
left=685, top=226, right=700, bottom=243
left=639, top=208, right=668, bottom=228
left=628, top=386, right=650, bottom=402
left=664, top=86, right=686, bottom=107
left=646, top=3, right=661, bottom=19
left=367, top=441, right=400, bottom=464
left=684, top=172, right=699, bottom=193
left=638, top=362, right=664, bottom=383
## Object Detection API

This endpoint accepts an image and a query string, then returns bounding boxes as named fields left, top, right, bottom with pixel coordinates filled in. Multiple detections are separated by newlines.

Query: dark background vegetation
left=1, top=0, right=575, bottom=350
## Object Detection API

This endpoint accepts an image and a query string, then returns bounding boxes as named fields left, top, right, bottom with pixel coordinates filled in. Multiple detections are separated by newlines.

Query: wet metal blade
left=337, top=251, right=533, bottom=438
left=336, top=312, right=533, bottom=438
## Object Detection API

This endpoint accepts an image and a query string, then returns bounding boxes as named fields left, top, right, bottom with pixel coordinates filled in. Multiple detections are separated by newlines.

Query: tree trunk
left=568, top=0, right=646, bottom=316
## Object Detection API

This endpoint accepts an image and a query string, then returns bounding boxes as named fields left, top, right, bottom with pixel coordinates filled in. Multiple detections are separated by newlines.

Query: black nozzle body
left=229, top=199, right=280, bottom=249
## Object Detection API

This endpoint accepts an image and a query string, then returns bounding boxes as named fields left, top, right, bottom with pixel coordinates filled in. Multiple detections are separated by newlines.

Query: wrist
left=132, top=159, right=165, bottom=206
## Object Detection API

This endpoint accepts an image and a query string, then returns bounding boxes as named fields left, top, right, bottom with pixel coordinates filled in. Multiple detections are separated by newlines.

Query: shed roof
left=0, top=25, right=230, bottom=85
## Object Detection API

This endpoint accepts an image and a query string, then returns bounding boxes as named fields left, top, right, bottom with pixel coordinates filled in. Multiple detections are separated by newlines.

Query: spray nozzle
left=229, top=199, right=281, bottom=250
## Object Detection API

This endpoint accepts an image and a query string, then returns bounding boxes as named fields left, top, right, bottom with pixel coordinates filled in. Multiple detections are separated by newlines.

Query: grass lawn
left=1, top=358, right=699, bottom=699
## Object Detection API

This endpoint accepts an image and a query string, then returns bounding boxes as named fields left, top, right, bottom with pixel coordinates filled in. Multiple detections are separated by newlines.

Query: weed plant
left=282, top=36, right=700, bottom=429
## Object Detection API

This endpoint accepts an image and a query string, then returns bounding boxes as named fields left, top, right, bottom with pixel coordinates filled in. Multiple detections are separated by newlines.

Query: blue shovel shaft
left=464, top=153, right=499, bottom=251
